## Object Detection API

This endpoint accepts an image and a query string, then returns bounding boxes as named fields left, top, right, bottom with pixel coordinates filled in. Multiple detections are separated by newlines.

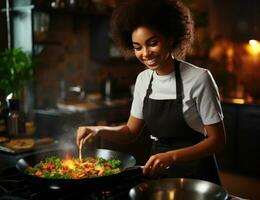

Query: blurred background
left=0, top=0, right=260, bottom=199
left=1, top=0, right=259, bottom=107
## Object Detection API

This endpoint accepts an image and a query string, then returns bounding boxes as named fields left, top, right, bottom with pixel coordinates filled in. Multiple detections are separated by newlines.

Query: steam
left=56, top=124, right=78, bottom=151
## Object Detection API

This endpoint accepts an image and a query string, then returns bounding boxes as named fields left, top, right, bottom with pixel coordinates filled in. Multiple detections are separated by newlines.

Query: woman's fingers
left=76, top=126, right=98, bottom=146
left=143, top=156, right=154, bottom=175
left=76, top=127, right=89, bottom=146
left=143, top=153, right=172, bottom=177
left=143, top=155, right=161, bottom=176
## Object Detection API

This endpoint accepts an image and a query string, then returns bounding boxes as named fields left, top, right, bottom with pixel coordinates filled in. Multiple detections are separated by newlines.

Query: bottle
left=104, top=73, right=116, bottom=101
left=105, top=77, right=112, bottom=101
left=7, top=99, right=25, bottom=137
left=59, top=79, right=66, bottom=102
left=0, top=101, right=7, bottom=136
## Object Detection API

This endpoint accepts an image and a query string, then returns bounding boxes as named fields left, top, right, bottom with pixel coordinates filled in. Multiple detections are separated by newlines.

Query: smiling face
left=132, top=26, right=174, bottom=75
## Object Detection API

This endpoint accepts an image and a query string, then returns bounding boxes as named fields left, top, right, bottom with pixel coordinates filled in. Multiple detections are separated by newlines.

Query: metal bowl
left=129, top=178, right=228, bottom=200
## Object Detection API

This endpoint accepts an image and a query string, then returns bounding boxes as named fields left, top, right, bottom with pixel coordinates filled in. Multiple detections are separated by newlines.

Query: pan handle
left=121, top=166, right=144, bottom=177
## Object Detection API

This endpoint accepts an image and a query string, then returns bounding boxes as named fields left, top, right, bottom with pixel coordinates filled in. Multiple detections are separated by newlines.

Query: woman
left=77, top=0, right=226, bottom=185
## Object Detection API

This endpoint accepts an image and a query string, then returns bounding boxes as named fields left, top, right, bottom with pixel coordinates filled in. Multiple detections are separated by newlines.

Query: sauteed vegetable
left=25, top=156, right=122, bottom=179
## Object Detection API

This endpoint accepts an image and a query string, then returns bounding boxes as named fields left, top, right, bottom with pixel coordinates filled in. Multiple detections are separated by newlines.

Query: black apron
left=143, top=59, right=221, bottom=185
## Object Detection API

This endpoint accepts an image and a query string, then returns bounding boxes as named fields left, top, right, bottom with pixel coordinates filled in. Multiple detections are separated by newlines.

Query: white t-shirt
left=130, top=60, right=224, bottom=135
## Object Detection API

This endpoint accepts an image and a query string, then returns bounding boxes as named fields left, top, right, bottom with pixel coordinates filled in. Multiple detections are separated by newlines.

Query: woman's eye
left=133, top=46, right=141, bottom=51
left=149, top=40, right=158, bottom=46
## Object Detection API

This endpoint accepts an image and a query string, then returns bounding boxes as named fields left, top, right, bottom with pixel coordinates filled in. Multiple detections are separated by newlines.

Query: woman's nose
left=142, top=47, right=151, bottom=57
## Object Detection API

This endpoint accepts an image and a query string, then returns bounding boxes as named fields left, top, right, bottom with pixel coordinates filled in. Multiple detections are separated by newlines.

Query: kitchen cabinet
left=216, top=104, right=237, bottom=170
left=236, top=105, right=260, bottom=176
left=216, top=103, right=260, bottom=177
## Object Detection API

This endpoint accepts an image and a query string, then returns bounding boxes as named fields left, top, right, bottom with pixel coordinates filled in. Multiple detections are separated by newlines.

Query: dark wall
left=209, top=0, right=260, bottom=41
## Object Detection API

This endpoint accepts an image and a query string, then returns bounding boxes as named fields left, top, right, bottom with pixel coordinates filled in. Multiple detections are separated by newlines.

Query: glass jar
left=7, top=99, right=25, bottom=137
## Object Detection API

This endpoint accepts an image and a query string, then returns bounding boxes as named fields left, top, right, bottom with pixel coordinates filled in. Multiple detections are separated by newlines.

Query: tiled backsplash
left=34, top=15, right=142, bottom=108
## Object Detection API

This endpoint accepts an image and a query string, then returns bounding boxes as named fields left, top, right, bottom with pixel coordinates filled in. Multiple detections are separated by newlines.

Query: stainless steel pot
left=129, top=178, right=229, bottom=200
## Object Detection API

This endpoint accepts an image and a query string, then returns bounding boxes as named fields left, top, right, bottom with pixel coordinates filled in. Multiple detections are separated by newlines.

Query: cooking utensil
left=129, top=178, right=228, bottom=200
left=79, top=139, right=83, bottom=161
left=16, top=148, right=140, bottom=189
left=79, top=133, right=93, bottom=161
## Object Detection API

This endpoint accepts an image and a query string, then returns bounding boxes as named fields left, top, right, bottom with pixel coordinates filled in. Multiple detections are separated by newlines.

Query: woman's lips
left=144, top=58, right=157, bottom=66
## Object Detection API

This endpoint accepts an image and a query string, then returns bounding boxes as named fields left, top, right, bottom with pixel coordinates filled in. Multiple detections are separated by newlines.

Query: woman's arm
left=169, top=120, right=226, bottom=162
left=143, top=121, right=226, bottom=176
left=76, top=115, right=144, bottom=146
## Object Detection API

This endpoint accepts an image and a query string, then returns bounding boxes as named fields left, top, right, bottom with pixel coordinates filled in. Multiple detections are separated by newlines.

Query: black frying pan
left=16, top=148, right=141, bottom=190
left=129, top=178, right=229, bottom=200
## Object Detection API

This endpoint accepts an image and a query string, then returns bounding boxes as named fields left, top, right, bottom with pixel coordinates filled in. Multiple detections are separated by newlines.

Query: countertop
left=35, top=98, right=132, bottom=114
left=34, top=97, right=260, bottom=117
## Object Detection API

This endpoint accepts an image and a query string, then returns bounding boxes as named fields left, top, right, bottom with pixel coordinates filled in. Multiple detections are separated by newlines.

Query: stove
left=0, top=167, right=143, bottom=200
left=0, top=167, right=246, bottom=200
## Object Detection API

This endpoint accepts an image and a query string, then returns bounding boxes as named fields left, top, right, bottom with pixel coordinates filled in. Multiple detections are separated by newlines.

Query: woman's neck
left=155, top=58, right=175, bottom=75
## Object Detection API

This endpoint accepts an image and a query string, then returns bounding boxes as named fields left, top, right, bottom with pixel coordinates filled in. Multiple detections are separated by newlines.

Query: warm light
left=226, top=47, right=234, bottom=57
left=63, top=159, right=76, bottom=170
left=246, top=40, right=260, bottom=55
left=168, top=190, right=175, bottom=200
left=231, top=98, right=245, bottom=104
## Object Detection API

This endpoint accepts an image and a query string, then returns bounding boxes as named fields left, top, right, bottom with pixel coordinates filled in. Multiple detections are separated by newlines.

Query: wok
left=129, top=178, right=229, bottom=200
left=16, top=148, right=140, bottom=190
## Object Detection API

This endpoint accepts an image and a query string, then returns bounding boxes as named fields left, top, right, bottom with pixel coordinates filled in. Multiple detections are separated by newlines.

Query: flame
left=62, top=159, right=76, bottom=170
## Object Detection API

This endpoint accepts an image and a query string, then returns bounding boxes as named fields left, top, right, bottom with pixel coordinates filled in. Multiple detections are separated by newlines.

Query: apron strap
left=145, top=71, right=154, bottom=98
left=175, top=59, right=183, bottom=107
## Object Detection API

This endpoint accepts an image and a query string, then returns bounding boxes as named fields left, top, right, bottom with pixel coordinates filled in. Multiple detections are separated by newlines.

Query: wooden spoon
left=79, top=133, right=93, bottom=162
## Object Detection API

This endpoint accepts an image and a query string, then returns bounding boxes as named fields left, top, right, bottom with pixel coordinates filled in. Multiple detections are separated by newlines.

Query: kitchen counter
left=33, top=99, right=132, bottom=140
left=35, top=98, right=131, bottom=117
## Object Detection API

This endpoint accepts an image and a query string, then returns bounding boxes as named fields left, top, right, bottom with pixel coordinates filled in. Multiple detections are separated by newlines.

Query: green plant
left=0, top=48, right=35, bottom=98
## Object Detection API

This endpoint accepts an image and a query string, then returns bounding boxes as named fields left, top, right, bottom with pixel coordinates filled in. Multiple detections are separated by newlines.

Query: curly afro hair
left=111, top=0, right=194, bottom=59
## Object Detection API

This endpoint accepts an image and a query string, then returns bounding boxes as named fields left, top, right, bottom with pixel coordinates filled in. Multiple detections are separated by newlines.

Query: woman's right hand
left=76, top=126, right=101, bottom=147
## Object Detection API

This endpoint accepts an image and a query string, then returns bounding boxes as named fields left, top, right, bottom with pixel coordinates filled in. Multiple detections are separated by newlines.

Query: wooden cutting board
left=0, top=137, right=58, bottom=154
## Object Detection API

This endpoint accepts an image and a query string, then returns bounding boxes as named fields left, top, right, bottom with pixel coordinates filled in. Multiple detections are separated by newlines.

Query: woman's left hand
left=143, top=151, right=174, bottom=177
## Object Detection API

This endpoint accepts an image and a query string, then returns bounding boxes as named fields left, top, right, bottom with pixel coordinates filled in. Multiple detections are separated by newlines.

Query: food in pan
left=5, top=138, right=35, bottom=149
left=25, top=156, right=122, bottom=179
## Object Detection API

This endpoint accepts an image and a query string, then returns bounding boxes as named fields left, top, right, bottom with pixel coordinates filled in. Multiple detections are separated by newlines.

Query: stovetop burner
left=0, top=167, right=142, bottom=200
